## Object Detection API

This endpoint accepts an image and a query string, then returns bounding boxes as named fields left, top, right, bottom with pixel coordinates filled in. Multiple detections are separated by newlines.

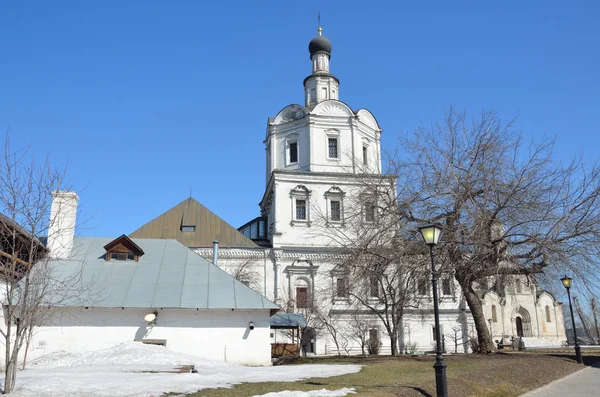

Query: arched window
left=492, top=305, right=498, bottom=323
left=545, top=305, right=551, bottom=323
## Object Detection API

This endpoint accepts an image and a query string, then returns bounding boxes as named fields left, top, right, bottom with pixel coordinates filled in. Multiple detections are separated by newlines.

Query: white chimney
left=47, top=191, right=79, bottom=259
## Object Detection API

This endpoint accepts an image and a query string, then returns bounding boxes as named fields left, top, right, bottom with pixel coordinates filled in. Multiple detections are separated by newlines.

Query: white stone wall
left=16, top=307, right=272, bottom=366
left=266, top=102, right=381, bottom=177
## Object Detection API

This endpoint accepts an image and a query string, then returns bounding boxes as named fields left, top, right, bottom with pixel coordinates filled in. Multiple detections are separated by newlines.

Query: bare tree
left=346, top=312, right=372, bottom=355
left=309, top=176, right=422, bottom=356
left=0, top=136, right=86, bottom=393
left=393, top=107, right=600, bottom=353
left=220, top=258, right=262, bottom=291
left=446, top=325, right=463, bottom=354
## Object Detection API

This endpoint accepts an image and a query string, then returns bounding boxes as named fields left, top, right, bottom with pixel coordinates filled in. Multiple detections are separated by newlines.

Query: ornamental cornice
left=195, top=249, right=269, bottom=260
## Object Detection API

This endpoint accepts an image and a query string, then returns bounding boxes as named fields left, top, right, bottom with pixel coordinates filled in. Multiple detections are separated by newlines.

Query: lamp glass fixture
left=561, top=275, right=572, bottom=289
left=418, top=223, right=443, bottom=245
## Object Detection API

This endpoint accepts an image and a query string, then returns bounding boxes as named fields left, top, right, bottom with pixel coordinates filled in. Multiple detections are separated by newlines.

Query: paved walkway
left=520, top=364, right=600, bottom=397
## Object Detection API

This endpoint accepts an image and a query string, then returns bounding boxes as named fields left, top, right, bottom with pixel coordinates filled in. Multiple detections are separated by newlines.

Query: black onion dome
left=309, top=35, right=332, bottom=56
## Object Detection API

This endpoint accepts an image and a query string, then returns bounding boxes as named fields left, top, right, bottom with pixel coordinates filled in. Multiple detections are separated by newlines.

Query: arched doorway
left=516, top=317, right=524, bottom=337
left=515, top=307, right=532, bottom=337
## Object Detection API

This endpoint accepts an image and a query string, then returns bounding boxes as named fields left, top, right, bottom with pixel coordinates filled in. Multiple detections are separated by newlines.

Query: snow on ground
left=3, top=343, right=361, bottom=397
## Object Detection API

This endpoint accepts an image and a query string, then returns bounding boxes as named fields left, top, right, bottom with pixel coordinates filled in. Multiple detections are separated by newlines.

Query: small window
left=369, top=328, right=378, bottom=342
left=328, top=138, right=338, bottom=159
left=516, top=279, right=522, bottom=293
left=296, top=287, right=308, bottom=308
left=545, top=305, right=551, bottom=323
left=362, top=146, right=368, bottom=165
left=417, top=278, right=428, bottom=296
left=289, top=142, right=298, bottom=164
left=310, top=88, right=316, bottom=103
left=369, top=275, right=379, bottom=298
left=321, top=87, right=328, bottom=100
left=364, top=201, right=376, bottom=222
left=181, top=225, right=196, bottom=232
left=492, top=305, right=498, bottom=322
left=110, top=252, right=134, bottom=261
left=442, top=278, right=452, bottom=296
left=296, top=199, right=307, bottom=220
left=330, top=200, right=341, bottom=222
left=336, top=278, right=348, bottom=298
left=432, top=325, right=443, bottom=341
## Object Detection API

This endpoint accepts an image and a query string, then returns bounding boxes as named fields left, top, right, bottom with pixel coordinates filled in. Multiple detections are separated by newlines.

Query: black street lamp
left=418, top=223, right=448, bottom=397
left=561, top=275, right=583, bottom=364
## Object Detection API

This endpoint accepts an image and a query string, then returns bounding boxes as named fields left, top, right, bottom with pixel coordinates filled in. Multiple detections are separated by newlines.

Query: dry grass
left=175, top=352, right=599, bottom=397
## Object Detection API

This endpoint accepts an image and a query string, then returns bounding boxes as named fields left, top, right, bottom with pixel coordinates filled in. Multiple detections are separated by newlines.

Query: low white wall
left=21, top=307, right=272, bottom=366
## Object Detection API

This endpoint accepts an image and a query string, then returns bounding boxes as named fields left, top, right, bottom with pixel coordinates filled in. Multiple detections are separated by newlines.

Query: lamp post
left=561, top=275, right=583, bottom=364
left=418, top=223, right=448, bottom=397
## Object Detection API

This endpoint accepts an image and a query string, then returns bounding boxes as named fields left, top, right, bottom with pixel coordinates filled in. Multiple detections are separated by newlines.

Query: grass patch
left=177, top=352, right=600, bottom=397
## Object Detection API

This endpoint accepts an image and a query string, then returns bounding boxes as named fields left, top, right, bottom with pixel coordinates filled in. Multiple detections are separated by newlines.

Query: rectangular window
left=328, top=138, right=338, bottom=158
left=330, top=200, right=341, bottom=221
left=369, top=328, right=378, bottom=342
left=362, top=146, right=368, bottom=165
left=289, top=142, right=298, bottom=163
left=310, top=88, right=316, bottom=103
left=296, top=199, right=306, bottom=220
left=321, top=87, right=328, bottom=100
left=442, top=278, right=452, bottom=296
left=110, top=252, right=134, bottom=261
left=181, top=225, right=196, bottom=232
left=364, top=201, right=375, bottom=222
left=369, top=275, right=379, bottom=298
left=417, top=278, right=428, bottom=296
left=336, top=278, right=348, bottom=298
left=296, top=287, right=308, bottom=308
left=515, top=279, right=522, bottom=293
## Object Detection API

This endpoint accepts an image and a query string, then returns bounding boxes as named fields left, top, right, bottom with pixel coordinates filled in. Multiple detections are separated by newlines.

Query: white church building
left=132, top=27, right=567, bottom=354
left=1, top=26, right=567, bottom=366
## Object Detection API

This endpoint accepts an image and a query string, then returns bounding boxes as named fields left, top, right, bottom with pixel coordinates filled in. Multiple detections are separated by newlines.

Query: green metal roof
left=48, top=236, right=279, bottom=311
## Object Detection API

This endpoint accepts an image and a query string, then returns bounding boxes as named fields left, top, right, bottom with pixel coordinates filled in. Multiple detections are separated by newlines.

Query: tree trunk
left=458, top=277, right=496, bottom=354
left=390, top=332, right=398, bottom=356
left=4, top=359, right=16, bottom=394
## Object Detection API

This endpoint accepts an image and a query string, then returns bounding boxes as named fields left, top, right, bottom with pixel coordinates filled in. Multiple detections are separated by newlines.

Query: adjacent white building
left=1, top=192, right=278, bottom=367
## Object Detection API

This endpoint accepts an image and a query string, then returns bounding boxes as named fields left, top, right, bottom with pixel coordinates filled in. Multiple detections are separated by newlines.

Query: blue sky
left=1, top=0, right=599, bottom=238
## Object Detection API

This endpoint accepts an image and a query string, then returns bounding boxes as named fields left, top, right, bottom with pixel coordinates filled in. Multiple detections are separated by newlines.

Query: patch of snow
left=4, top=343, right=361, bottom=397
left=253, top=388, right=356, bottom=396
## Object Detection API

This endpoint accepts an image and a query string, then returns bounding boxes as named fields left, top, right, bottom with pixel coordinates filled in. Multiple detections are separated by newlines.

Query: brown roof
left=129, top=198, right=259, bottom=249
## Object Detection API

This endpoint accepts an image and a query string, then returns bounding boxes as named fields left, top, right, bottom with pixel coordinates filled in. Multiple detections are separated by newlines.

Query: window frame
left=369, top=274, right=380, bottom=298
left=325, top=186, right=345, bottom=225
left=296, top=287, right=308, bottom=309
left=545, top=305, right=551, bottom=323
left=441, top=277, right=452, bottom=296
left=290, top=185, right=311, bottom=226
left=364, top=200, right=376, bottom=223
left=417, top=277, right=429, bottom=297
left=335, top=277, right=348, bottom=299
left=286, top=134, right=299, bottom=166
left=325, top=130, right=341, bottom=160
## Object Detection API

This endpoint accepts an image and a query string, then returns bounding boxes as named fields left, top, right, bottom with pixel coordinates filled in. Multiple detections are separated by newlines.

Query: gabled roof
left=103, top=234, right=145, bottom=256
left=46, top=237, right=279, bottom=312
left=129, top=198, right=259, bottom=249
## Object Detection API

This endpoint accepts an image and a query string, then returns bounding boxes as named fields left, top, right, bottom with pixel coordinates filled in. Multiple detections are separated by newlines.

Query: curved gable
left=483, top=290, right=501, bottom=302
left=273, top=104, right=308, bottom=125
left=356, top=109, right=382, bottom=131
left=311, top=100, right=354, bottom=117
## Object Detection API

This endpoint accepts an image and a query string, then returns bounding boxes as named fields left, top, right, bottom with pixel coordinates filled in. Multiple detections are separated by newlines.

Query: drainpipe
left=212, top=241, right=219, bottom=266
